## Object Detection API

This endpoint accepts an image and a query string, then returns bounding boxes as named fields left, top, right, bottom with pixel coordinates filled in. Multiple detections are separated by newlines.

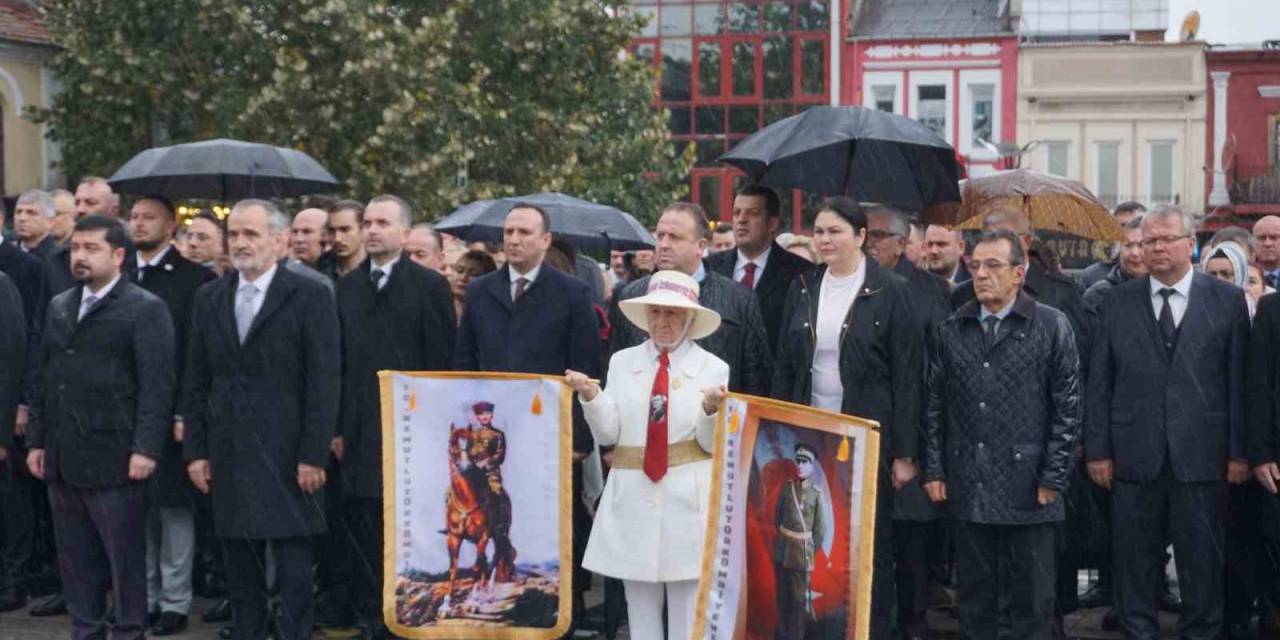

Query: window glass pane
left=694, top=4, right=724, bottom=35
left=632, top=42, right=656, bottom=66
left=1046, top=141, right=1069, bottom=177
left=763, top=2, right=792, bottom=31
left=661, top=38, right=693, bottom=101
left=917, top=85, right=947, bottom=139
left=872, top=85, right=896, bottom=112
left=667, top=106, right=692, bottom=135
left=800, top=190, right=826, bottom=229
left=732, top=41, right=756, bottom=96
left=970, top=83, right=994, bottom=144
left=764, top=103, right=794, bottom=124
left=698, top=175, right=723, bottom=219
left=698, top=41, right=721, bottom=96
left=1096, top=142, right=1120, bottom=205
left=763, top=36, right=792, bottom=99
left=660, top=4, right=692, bottom=36
left=795, top=0, right=830, bottom=30
left=800, top=39, right=825, bottom=95
left=636, top=5, right=659, bottom=37
left=696, top=139, right=725, bottom=166
left=729, top=105, right=759, bottom=134
left=727, top=2, right=760, bottom=33
left=696, top=105, right=725, bottom=134
left=1150, top=141, right=1175, bottom=204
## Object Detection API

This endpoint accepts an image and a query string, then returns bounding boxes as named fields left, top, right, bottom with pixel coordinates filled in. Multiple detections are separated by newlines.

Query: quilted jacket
left=924, top=292, right=1081, bottom=525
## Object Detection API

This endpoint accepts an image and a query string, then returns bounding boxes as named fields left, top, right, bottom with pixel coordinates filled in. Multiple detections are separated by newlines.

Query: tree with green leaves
left=35, top=0, right=691, bottom=226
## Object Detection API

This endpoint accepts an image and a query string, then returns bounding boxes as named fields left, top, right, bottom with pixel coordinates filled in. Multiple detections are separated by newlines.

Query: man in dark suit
left=12, top=190, right=60, bottom=261
left=336, top=195, right=454, bottom=638
left=26, top=214, right=176, bottom=640
left=865, top=205, right=949, bottom=640
left=183, top=199, right=340, bottom=640
left=613, top=203, right=773, bottom=396
left=126, top=196, right=215, bottom=635
left=1087, top=205, right=1250, bottom=640
left=704, top=185, right=811, bottom=347
left=924, top=224, right=970, bottom=286
left=0, top=271, right=26, bottom=608
left=44, top=177, right=124, bottom=296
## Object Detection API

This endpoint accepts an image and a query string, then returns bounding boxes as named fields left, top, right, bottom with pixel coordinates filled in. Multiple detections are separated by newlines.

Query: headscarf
left=1207, top=241, right=1249, bottom=290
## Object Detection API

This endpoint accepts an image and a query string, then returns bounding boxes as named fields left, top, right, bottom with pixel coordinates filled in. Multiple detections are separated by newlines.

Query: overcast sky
left=1166, top=0, right=1280, bottom=45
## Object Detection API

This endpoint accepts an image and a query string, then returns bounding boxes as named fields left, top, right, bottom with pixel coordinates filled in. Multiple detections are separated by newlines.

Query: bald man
left=73, top=177, right=120, bottom=219
left=1254, top=216, right=1280, bottom=287
left=289, top=208, right=329, bottom=268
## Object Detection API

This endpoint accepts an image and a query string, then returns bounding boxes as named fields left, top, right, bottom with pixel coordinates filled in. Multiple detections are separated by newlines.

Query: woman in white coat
left=565, top=270, right=729, bottom=640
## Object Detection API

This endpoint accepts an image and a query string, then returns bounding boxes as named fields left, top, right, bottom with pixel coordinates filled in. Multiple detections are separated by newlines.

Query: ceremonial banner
left=380, top=372, right=573, bottom=639
left=694, top=395, right=880, bottom=640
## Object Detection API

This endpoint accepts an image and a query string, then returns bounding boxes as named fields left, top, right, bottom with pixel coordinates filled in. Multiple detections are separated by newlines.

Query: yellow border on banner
left=690, top=393, right=881, bottom=640
left=378, top=370, right=574, bottom=640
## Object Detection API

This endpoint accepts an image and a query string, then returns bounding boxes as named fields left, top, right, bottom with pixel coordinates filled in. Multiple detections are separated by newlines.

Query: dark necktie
left=513, top=277, right=528, bottom=302
left=644, top=351, right=670, bottom=483
left=370, top=268, right=384, bottom=290
left=983, top=315, right=999, bottom=351
left=1158, top=288, right=1177, bottom=358
left=742, top=262, right=757, bottom=289
left=1268, top=272, right=1280, bottom=289
left=136, top=265, right=149, bottom=283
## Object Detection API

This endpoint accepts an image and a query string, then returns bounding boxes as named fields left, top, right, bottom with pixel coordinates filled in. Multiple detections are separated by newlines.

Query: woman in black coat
left=770, top=197, right=923, bottom=640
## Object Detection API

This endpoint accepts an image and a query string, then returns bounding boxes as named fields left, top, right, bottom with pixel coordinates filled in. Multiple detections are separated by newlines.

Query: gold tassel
left=531, top=392, right=543, bottom=416
left=836, top=428, right=850, bottom=462
left=728, top=408, right=740, bottom=434
left=407, top=390, right=417, bottom=412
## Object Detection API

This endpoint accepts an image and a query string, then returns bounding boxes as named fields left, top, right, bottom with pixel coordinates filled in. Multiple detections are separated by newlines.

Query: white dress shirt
left=79, top=274, right=122, bottom=320
left=733, top=245, right=772, bottom=290
left=238, top=263, right=278, bottom=319
left=369, top=255, right=399, bottom=290
left=135, top=244, right=172, bottom=273
left=510, top=262, right=542, bottom=300
left=1149, top=268, right=1194, bottom=328
left=811, top=259, right=867, bottom=411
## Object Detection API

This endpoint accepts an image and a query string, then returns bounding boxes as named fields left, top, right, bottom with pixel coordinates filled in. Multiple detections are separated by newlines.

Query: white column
left=1209, top=70, right=1231, bottom=206
left=830, top=0, right=841, bottom=106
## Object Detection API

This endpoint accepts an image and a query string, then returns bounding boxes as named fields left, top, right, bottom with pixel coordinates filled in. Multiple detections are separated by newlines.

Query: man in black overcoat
left=183, top=199, right=340, bottom=640
left=336, top=195, right=454, bottom=637
left=27, top=215, right=176, bottom=640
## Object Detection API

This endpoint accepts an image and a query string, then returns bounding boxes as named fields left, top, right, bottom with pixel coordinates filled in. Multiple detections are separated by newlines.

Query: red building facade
left=1205, top=45, right=1280, bottom=219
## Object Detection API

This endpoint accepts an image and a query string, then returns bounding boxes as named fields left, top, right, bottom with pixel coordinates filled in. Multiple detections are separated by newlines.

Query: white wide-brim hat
left=619, top=270, right=722, bottom=341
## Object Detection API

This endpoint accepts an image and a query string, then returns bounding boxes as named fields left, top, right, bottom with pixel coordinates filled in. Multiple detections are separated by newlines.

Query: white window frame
left=1044, top=140, right=1071, bottom=178
left=1094, top=140, right=1122, bottom=203
left=959, top=69, right=1001, bottom=158
left=908, top=70, right=954, bottom=146
left=1147, top=139, right=1177, bottom=205
left=862, top=71, right=903, bottom=115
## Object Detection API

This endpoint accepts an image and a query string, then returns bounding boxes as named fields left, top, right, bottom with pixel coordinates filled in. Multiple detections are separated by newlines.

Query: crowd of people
left=0, top=175, right=1278, bottom=640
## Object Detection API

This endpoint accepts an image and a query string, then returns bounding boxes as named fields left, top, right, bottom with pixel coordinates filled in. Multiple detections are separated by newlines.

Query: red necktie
left=742, top=262, right=757, bottom=289
left=644, top=351, right=670, bottom=483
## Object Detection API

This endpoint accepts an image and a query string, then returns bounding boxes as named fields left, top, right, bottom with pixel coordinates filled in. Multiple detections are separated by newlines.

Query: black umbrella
left=108, top=138, right=340, bottom=200
left=719, top=106, right=962, bottom=217
left=434, top=192, right=654, bottom=252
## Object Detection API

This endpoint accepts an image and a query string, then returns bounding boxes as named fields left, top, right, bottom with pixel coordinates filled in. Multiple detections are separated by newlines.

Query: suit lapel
left=243, top=269, right=297, bottom=344
left=485, top=266, right=514, bottom=312
left=219, top=275, right=242, bottom=349
left=76, top=280, right=126, bottom=329
left=754, top=244, right=790, bottom=299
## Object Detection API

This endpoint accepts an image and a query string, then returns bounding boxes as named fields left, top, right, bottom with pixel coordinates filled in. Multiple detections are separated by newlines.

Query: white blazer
left=580, top=339, right=730, bottom=583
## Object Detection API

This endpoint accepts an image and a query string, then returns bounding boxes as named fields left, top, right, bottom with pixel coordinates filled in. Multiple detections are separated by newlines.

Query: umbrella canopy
left=719, top=105, right=962, bottom=217
left=434, top=192, right=654, bottom=252
left=954, top=169, right=1125, bottom=241
left=108, top=138, right=340, bottom=201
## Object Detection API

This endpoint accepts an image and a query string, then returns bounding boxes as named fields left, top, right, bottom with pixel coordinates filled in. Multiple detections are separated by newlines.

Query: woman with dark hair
left=449, top=249, right=497, bottom=324
left=770, top=196, right=924, bottom=640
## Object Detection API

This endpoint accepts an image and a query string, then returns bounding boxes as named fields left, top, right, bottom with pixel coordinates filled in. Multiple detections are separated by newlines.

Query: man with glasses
left=1087, top=205, right=1249, bottom=640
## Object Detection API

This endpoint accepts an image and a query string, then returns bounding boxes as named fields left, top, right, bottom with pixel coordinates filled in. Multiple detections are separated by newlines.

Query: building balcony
left=1228, top=163, right=1280, bottom=212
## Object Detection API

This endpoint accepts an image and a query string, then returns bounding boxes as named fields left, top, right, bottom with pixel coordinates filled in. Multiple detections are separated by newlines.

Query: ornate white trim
left=1259, top=85, right=1280, bottom=99
left=865, top=42, right=1002, bottom=60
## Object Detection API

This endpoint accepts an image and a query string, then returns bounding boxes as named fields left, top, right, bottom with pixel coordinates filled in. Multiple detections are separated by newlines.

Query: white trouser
left=623, top=579, right=699, bottom=640
left=145, top=507, right=195, bottom=614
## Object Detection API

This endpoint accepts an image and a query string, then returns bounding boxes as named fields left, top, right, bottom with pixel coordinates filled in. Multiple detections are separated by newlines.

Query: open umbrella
left=108, top=138, right=340, bottom=200
left=434, top=192, right=653, bottom=253
left=719, top=106, right=962, bottom=217
left=953, top=169, right=1124, bottom=241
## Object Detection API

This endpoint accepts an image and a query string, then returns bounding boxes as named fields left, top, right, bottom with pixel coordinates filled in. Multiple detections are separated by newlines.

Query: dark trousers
left=0, top=464, right=33, bottom=590
left=346, top=496, right=383, bottom=624
left=869, top=473, right=895, bottom=640
left=954, top=521, right=1056, bottom=640
left=223, top=536, right=314, bottom=640
left=893, top=520, right=930, bottom=637
left=1112, top=470, right=1223, bottom=640
left=1224, top=482, right=1280, bottom=634
left=775, top=567, right=811, bottom=640
left=48, top=481, right=146, bottom=640
left=318, top=457, right=353, bottom=598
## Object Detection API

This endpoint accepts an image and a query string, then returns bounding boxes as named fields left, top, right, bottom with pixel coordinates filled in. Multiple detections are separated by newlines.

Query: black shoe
left=0, top=586, right=27, bottom=613
left=150, top=611, right=188, bottom=636
left=147, top=611, right=161, bottom=627
left=1158, top=589, right=1182, bottom=613
left=1101, top=608, right=1121, bottom=632
left=1077, top=582, right=1112, bottom=609
left=315, top=597, right=356, bottom=628
left=202, top=598, right=232, bottom=623
left=28, top=593, right=66, bottom=617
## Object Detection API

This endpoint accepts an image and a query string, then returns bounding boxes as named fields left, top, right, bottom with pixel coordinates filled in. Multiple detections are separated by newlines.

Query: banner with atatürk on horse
left=379, top=372, right=573, bottom=640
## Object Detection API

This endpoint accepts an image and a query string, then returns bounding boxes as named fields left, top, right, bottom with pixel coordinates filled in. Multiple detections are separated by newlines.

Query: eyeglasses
left=1140, top=235, right=1189, bottom=249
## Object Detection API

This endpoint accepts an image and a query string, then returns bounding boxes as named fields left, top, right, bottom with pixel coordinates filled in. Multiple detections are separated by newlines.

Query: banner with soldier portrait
left=379, top=372, right=573, bottom=640
left=694, top=395, right=881, bottom=640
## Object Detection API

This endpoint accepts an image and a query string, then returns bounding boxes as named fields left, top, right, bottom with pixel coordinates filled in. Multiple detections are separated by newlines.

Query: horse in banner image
left=444, top=422, right=515, bottom=603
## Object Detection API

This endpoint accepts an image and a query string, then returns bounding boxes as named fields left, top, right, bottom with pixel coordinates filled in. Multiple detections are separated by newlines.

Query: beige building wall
left=0, top=42, right=56, bottom=194
left=1017, top=42, right=1206, bottom=212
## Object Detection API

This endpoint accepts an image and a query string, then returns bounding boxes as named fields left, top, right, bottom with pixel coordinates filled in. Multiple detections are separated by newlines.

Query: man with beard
left=27, top=215, right=175, bottom=639
left=45, top=178, right=123, bottom=296
left=924, top=224, right=969, bottom=285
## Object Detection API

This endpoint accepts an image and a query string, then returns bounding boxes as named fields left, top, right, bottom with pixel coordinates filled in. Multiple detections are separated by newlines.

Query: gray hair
left=231, top=198, right=289, bottom=233
left=1143, top=204, right=1197, bottom=237
left=976, top=228, right=1026, bottom=266
left=17, top=189, right=55, bottom=218
left=866, top=205, right=911, bottom=237
left=368, top=194, right=413, bottom=228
